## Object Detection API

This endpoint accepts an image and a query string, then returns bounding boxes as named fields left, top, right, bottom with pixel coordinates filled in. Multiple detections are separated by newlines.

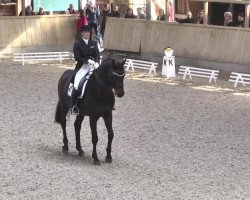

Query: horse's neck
left=96, top=65, right=110, bottom=83
left=90, top=67, right=113, bottom=96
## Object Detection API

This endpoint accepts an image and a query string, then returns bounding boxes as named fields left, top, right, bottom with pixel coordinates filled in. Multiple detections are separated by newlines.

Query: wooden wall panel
left=104, top=18, right=250, bottom=66
left=104, top=17, right=144, bottom=52
left=0, top=15, right=77, bottom=54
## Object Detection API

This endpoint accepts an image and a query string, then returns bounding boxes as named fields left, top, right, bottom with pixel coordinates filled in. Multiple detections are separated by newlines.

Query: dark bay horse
left=55, top=59, right=126, bottom=165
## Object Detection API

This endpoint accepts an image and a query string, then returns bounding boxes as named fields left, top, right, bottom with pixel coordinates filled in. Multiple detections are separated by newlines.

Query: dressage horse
left=55, top=59, right=126, bottom=165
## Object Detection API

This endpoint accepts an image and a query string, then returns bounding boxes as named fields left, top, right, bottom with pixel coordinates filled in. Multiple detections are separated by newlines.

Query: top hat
left=81, top=25, right=90, bottom=32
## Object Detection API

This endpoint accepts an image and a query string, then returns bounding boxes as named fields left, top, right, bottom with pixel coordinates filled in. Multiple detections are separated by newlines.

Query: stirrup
left=71, top=106, right=79, bottom=115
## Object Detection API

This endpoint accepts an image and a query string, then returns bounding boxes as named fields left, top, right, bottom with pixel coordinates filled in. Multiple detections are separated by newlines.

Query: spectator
left=196, top=10, right=204, bottom=24
left=109, top=4, right=120, bottom=18
left=236, top=13, right=245, bottom=27
left=157, top=9, right=166, bottom=21
left=178, top=11, right=195, bottom=23
left=125, top=7, right=136, bottom=19
left=100, top=4, right=110, bottom=37
left=67, top=3, right=77, bottom=14
left=77, top=9, right=88, bottom=39
left=37, top=7, right=47, bottom=15
left=137, top=7, right=146, bottom=19
left=224, top=11, right=234, bottom=26
left=19, top=5, right=35, bottom=16
left=86, top=3, right=99, bottom=40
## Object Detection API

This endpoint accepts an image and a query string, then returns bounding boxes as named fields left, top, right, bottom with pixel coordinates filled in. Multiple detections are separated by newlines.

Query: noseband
left=112, top=69, right=126, bottom=77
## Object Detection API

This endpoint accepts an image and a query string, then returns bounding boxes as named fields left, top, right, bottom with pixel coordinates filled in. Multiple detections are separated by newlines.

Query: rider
left=71, top=24, right=100, bottom=115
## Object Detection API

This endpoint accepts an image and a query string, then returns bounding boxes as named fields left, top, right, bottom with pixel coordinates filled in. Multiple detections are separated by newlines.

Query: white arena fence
left=229, top=72, right=250, bottom=87
left=178, top=66, right=219, bottom=83
left=13, top=52, right=72, bottom=65
left=125, top=59, right=158, bottom=75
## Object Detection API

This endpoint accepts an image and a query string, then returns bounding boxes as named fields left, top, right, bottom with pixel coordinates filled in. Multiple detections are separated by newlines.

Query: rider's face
left=81, top=31, right=90, bottom=39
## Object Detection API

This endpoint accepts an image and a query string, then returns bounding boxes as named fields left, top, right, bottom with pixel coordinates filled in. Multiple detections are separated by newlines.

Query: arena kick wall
left=0, top=16, right=249, bottom=72
left=0, top=15, right=77, bottom=54
left=104, top=18, right=250, bottom=72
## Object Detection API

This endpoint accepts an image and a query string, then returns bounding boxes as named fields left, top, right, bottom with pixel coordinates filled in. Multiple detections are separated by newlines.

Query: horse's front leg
left=103, top=111, right=113, bottom=163
left=60, top=105, right=68, bottom=152
left=89, top=115, right=100, bottom=165
left=74, top=115, right=85, bottom=156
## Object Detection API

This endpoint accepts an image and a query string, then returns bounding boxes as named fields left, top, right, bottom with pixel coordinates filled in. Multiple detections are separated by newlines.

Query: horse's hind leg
left=89, top=115, right=100, bottom=165
left=103, top=112, right=113, bottom=163
left=74, top=115, right=85, bottom=156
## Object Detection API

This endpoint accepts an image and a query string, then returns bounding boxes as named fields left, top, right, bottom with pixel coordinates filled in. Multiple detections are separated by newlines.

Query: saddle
left=67, top=64, right=95, bottom=98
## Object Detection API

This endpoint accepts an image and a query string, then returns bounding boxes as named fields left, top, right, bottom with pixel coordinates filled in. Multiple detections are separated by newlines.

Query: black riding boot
left=70, top=88, right=79, bottom=115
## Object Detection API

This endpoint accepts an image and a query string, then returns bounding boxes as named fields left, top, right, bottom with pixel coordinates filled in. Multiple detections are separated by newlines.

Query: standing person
left=109, top=4, right=120, bottom=18
left=67, top=3, right=77, bottom=14
left=125, top=7, right=136, bottom=19
left=37, top=7, right=47, bottom=15
left=77, top=9, right=88, bottom=39
left=157, top=9, right=166, bottom=21
left=235, top=13, right=245, bottom=27
left=19, top=5, right=35, bottom=16
left=196, top=10, right=204, bottom=24
left=86, top=3, right=99, bottom=40
left=71, top=25, right=100, bottom=115
left=100, top=4, right=110, bottom=37
left=224, top=11, right=234, bottom=26
left=137, top=7, right=146, bottom=19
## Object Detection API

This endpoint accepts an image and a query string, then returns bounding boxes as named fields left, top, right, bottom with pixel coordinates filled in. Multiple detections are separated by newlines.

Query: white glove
left=94, top=62, right=99, bottom=69
left=88, top=59, right=95, bottom=65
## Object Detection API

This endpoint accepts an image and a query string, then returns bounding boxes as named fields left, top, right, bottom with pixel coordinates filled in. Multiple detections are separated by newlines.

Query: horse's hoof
left=105, top=156, right=112, bottom=163
left=62, top=146, right=69, bottom=152
left=94, top=159, right=100, bottom=165
left=78, top=150, right=85, bottom=157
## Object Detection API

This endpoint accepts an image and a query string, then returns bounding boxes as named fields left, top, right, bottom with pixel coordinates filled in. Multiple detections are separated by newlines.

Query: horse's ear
left=112, top=59, right=116, bottom=64
left=121, top=58, right=126, bottom=66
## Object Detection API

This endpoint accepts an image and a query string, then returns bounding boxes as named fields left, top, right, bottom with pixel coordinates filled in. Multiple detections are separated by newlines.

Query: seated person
left=37, top=7, right=47, bottom=15
left=125, top=7, right=136, bottom=19
left=67, top=3, right=77, bottom=14
left=178, top=11, right=195, bottom=24
left=157, top=9, right=166, bottom=21
left=235, top=13, right=245, bottom=27
left=137, top=7, right=146, bottom=19
left=224, top=11, right=234, bottom=26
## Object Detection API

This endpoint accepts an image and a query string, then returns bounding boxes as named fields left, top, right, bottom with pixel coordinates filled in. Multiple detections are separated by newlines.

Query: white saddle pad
left=67, top=64, right=95, bottom=98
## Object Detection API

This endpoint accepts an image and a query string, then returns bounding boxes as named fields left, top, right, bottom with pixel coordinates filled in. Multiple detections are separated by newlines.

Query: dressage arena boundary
left=125, top=59, right=158, bottom=75
left=9, top=52, right=250, bottom=88
left=229, top=72, right=250, bottom=87
left=178, top=66, right=219, bottom=83
left=13, top=52, right=72, bottom=65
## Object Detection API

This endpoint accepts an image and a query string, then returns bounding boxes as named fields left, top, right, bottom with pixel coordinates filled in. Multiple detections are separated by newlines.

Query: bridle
left=94, top=68, right=125, bottom=92
left=112, top=69, right=126, bottom=77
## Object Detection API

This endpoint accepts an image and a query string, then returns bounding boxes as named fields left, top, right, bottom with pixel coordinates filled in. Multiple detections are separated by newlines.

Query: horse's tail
left=55, top=101, right=62, bottom=124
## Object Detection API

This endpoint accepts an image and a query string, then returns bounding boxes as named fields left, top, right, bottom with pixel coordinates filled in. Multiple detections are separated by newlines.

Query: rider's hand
left=88, top=59, right=95, bottom=65
left=94, top=62, right=99, bottom=69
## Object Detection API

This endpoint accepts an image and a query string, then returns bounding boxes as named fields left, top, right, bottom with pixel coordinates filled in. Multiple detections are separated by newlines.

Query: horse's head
left=95, top=58, right=126, bottom=97
left=110, top=59, right=126, bottom=98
